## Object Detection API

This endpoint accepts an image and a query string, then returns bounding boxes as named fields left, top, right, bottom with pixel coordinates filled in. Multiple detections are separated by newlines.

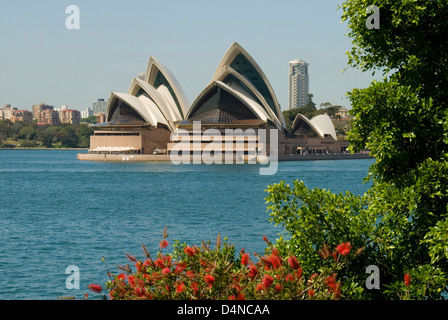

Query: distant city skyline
left=0, top=1, right=380, bottom=112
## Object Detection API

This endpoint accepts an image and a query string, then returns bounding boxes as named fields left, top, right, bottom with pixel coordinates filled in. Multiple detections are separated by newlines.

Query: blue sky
left=0, top=0, right=378, bottom=112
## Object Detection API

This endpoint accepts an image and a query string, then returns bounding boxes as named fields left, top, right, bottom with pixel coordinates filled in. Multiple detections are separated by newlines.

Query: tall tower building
left=288, top=59, right=309, bottom=110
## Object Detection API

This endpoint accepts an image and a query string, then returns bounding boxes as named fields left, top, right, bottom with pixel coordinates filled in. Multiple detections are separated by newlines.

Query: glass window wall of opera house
left=86, top=42, right=349, bottom=159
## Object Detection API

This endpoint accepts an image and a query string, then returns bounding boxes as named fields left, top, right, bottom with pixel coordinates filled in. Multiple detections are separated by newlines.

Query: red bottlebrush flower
left=162, top=267, right=171, bottom=274
left=127, top=275, right=136, bottom=287
left=159, top=239, right=169, bottom=249
left=270, top=255, right=281, bottom=269
left=186, top=270, right=195, bottom=278
left=116, top=273, right=126, bottom=282
left=308, top=273, right=319, bottom=284
left=263, top=236, right=269, bottom=243
left=308, top=289, right=315, bottom=298
left=297, top=267, right=303, bottom=280
left=288, top=256, right=300, bottom=270
left=154, top=258, right=165, bottom=268
left=135, top=287, right=147, bottom=298
left=135, top=261, right=143, bottom=273
left=335, top=242, right=352, bottom=256
left=175, top=262, right=187, bottom=274
left=163, top=255, right=172, bottom=268
left=328, top=282, right=341, bottom=296
left=87, top=283, right=102, bottom=293
left=332, top=251, right=338, bottom=261
left=404, top=273, right=411, bottom=286
left=325, top=275, right=337, bottom=286
left=248, top=265, right=258, bottom=279
left=256, top=283, right=264, bottom=291
left=262, top=275, right=274, bottom=289
left=228, top=295, right=236, bottom=300
left=191, top=282, right=199, bottom=294
left=143, top=259, right=153, bottom=268
left=237, top=293, right=245, bottom=300
left=275, top=284, right=283, bottom=293
left=184, top=246, right=197, bottom=257
left=176, top=282, right=186, bottom=294
left=286, top=273, right=294, bottom=282
left=271, top=247, right=280, bottom=256
left=204, top=274, right=215, bottom=287
left=241, top=253, right=250, bottom=266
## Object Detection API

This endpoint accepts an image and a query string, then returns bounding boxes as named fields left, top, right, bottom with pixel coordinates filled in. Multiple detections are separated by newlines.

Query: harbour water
left=0, top=149, right=374, bottom=300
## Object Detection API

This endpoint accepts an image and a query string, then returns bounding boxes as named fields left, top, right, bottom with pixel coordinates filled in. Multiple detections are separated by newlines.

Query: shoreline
left=77, top=152, right=373, bottom=162
left=0, top=148, right=89, bottom=151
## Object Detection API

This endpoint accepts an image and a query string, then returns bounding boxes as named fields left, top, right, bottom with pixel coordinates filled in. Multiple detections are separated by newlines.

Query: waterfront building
left=0, top=104, right=16, bottom=120
left=38, top=109, right=60, bottom=126
left=85, top=43, right=347, bottom=158
left=60, top=109, right=81, bottom=125
left=32, top=103, right=53, bottom=120
left=11, top=110, right=33, bottom=123
left=288, top=59, right=309, bottom=110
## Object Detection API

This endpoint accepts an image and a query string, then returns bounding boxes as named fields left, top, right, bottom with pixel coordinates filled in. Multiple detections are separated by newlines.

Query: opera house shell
left=86, top=42, right=347, bottom=159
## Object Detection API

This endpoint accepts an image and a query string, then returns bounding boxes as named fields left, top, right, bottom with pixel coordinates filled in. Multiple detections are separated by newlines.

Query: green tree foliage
left=0, top=119, right=94, bottom=148
left=267, top=0, right=448, bottom=299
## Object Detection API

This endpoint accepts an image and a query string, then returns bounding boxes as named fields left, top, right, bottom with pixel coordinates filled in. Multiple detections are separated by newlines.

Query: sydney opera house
left=80, top=42, right=348, bottom=161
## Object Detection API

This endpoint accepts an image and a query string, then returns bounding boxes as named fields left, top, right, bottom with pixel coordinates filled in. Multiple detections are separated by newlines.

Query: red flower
left=325, top=275, right=337, bottom=286
left=296, top=267, right=303, bottom=280
left=248, top=265, right=258, bottom=279
left=270, top=255, right=281, bottom=269
left=288, top=256, right=300, bottom=270
left=116, top=273, right=126, bottom=282
left=335, top=242, right=352, bottom=256
left=162, top=267, right=171, bottom=274
left=237, top=293, right=245, bottom=300
left=154, top=258, right=165, bottom=268
left=263, top=236, right=269, bottom=243
left=204, top=274, right=215, bottom=287
left=256, top=283, right=264, bottom=291
left=87, top=283, right=102, bottom=293
left=262, top=275, right=274, bottom=289
left=135, top=261, right=143, bottom=273
left=127, top=275, right=136, bottom=287
left=404, top=273, right=411, bottom=286
left=159, top=239, right=169, bottom=249
left=191, top=282, right=199, bottom=294
left=241, top=253, right=250, bottom=266
left=176, top=282, right=186, bottom=294
left=308, top=289, right=315, bottom=298
left=275, top=284, right=283, bottom=293
left=286, top=273, right=294, bottom=282
left=228, top=295, right=236, bottom=300
left=175, top=262, right=187, bottom=274
left=184, top=246, right=197, bottom=257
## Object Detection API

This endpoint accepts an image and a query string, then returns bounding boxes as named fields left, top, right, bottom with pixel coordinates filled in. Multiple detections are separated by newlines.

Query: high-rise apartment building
left=81, top=107, right=93, bottom=119
left=288, top=59, right=309, bottom=110
left=32, top=103, right=54, bottom=120
left=60, top=109, right=81, bottom=125
left=38, top=109, right=60, bottom=126
left=92, top=99, right=108, bottom=114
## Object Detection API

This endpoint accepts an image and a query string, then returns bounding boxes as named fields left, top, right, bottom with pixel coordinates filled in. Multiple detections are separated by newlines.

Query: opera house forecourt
left=77, top=42, right=354, bottom=163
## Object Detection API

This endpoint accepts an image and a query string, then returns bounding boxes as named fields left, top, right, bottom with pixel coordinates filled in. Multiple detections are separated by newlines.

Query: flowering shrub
left=103, top=231, right=363, bottom=300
